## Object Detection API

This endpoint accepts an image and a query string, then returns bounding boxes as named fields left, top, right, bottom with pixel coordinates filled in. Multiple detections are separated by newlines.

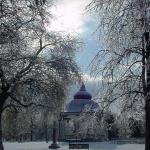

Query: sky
left=49, top=0, right=101, bottom=77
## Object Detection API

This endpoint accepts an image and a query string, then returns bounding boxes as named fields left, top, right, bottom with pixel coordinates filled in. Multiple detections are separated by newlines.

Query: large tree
left=0, top=0, right=80, bottom=149
left=87, top=0, right=150, bottom=149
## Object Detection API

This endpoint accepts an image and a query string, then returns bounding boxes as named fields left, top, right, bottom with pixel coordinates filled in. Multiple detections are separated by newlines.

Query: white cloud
left=83, top=73, right=102, bottom=82
left=48, top=0, right=91, bottom=34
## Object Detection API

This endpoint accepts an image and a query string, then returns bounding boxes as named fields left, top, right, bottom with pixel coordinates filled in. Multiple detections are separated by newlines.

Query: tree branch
left=8, top=93, right=53, bottom=109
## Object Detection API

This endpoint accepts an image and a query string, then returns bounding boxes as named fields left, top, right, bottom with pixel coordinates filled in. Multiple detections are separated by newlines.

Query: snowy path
left=4, top=141, right=144, bottom=150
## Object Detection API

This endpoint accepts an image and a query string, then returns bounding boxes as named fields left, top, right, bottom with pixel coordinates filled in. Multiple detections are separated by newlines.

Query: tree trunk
left=0, top=112, right=4, bottom=150
left=45, top=123, right=48, bottom=143
left=145, top=31, right=150, bottom=150
left=0, top=91, right=14, bottom=149
left=43, top=110, right=48, bottom=142
left=30, top=117, right=33, bottom=142
left=0, top=92, right=8, bottom=150
left=145, top=103, right=150, bottom=150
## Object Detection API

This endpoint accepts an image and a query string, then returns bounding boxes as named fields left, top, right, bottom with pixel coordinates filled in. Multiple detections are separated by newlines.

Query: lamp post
left=49, top=121, right=60, bottom=149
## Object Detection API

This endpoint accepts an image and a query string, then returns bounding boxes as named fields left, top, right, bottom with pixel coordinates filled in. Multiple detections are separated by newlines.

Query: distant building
left=59, top=83, right=99, bottom=141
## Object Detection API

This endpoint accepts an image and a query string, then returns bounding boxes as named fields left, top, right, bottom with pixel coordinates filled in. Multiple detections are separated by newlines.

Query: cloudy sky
left=50, top=0, right=101, bottom=75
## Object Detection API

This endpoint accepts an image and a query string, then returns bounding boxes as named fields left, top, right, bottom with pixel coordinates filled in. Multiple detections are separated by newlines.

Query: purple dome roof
left=74, top=84, right=92, bottom=99
left=67, top=83, right=99, bottom=113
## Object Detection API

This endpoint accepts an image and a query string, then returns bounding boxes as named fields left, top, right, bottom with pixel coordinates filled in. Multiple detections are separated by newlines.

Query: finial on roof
left=80, top=82, right=86, bottom=91
left=73, top=82, right=92, bottom=100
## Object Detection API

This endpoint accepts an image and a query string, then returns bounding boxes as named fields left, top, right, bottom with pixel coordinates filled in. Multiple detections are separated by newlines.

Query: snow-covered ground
left=4, top=141, right=144, bottom=150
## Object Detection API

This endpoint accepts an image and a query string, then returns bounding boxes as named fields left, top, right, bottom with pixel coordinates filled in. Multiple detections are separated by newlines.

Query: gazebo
left=59, top=83, right=99, bottom=141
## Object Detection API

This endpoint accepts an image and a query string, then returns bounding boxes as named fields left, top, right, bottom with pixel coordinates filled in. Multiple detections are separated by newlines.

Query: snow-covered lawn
left=4, top=141, right=144, bottom=150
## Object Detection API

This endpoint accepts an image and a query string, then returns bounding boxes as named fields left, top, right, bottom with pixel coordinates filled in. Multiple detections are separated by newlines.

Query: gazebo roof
left=74, top=83, right=92, bottom=100
left=66, top=83, right=99, bottom=113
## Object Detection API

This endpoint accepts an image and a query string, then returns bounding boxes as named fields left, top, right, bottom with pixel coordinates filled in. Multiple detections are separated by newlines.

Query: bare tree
left=87, top=0, right=150, bottom=149
left=0, top=0, right=81, bottom=149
